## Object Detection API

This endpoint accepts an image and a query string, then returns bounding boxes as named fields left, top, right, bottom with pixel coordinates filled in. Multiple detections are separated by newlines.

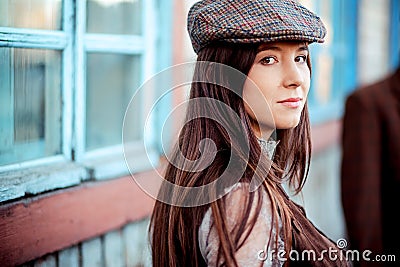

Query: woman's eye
left=260, top=57, right=277, bottom=65
left=295, top=55, right=307, bottom=63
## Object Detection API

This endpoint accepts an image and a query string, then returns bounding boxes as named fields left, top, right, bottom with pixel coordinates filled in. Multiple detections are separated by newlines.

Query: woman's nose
left=282, top=62, right=304, bottom=89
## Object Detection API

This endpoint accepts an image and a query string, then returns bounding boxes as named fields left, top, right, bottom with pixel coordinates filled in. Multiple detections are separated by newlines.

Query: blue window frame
left=0, top=0, right=172, bottom=202
left=390, top=0, right=400, bottom=70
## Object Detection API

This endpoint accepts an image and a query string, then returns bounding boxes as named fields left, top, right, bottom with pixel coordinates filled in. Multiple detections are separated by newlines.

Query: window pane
left=86, top=53, right=142, bottom=151
left=0, top=48, right=62, bottom=166
left=0, top=0, right=62, bottom=30
left=87, top=0, right=142, bottom=35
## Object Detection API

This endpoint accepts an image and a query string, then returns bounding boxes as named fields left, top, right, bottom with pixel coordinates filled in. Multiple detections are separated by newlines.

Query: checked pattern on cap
left=187, top=0, right=327, bottom=54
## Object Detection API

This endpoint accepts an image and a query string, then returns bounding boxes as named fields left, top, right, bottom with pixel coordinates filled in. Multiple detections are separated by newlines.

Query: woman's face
left=243, top=41, right=311, bottom=135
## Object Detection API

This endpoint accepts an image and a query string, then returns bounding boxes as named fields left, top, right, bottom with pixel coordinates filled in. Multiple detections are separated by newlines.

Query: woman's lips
left=277, top=97, right=302, bottom=108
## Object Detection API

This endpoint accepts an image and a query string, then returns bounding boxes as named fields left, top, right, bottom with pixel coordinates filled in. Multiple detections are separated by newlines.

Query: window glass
left=0, top=0, right=62, bottom=30
left=86, top=53, right=142, bottom=151
left=0, top=48, right=62, bottom=166
left=86, top=0, right=142, bottom=35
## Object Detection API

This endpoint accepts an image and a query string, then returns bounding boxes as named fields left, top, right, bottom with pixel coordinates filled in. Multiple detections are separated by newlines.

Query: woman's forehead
left=257, top=41, right=309, bottom=53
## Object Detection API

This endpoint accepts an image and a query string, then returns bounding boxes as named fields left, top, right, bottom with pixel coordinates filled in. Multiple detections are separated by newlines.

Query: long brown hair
left=149, top=42, right=312, bottom=267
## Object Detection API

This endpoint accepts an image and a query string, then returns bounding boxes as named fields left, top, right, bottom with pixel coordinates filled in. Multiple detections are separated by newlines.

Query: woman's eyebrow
left=298, top=45, right=309, bottom=52
left=257, top=45, right=281, bottom=52
left=257, top=44, right=309, bottom=53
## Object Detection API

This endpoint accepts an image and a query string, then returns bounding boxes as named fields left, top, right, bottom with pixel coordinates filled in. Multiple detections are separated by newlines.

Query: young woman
left=150, top=0, right=350, bottom=266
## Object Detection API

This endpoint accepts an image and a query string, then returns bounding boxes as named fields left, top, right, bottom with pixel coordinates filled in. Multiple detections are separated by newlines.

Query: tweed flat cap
left=187, top=0, right=327, bottom=54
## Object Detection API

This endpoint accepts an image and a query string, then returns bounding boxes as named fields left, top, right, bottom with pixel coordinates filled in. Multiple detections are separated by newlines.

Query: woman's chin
left=275, top=118, right=301, bottom=129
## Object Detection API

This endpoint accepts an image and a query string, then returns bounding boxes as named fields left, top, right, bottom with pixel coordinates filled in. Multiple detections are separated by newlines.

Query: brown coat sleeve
left=341, top=90, right=384, bottom=266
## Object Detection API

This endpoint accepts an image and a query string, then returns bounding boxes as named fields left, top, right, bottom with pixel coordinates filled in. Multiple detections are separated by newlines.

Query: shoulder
left=198, top=182, right=276, bottom=243
left=198, top=182, right=284, bottom=266
left=346, top=71, right=397, bottom=109
left=223, top=182, right=263, bottom=205
left=222, top=182, right=273, bottom=220
left=200, top=183, right=269, bottom=223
